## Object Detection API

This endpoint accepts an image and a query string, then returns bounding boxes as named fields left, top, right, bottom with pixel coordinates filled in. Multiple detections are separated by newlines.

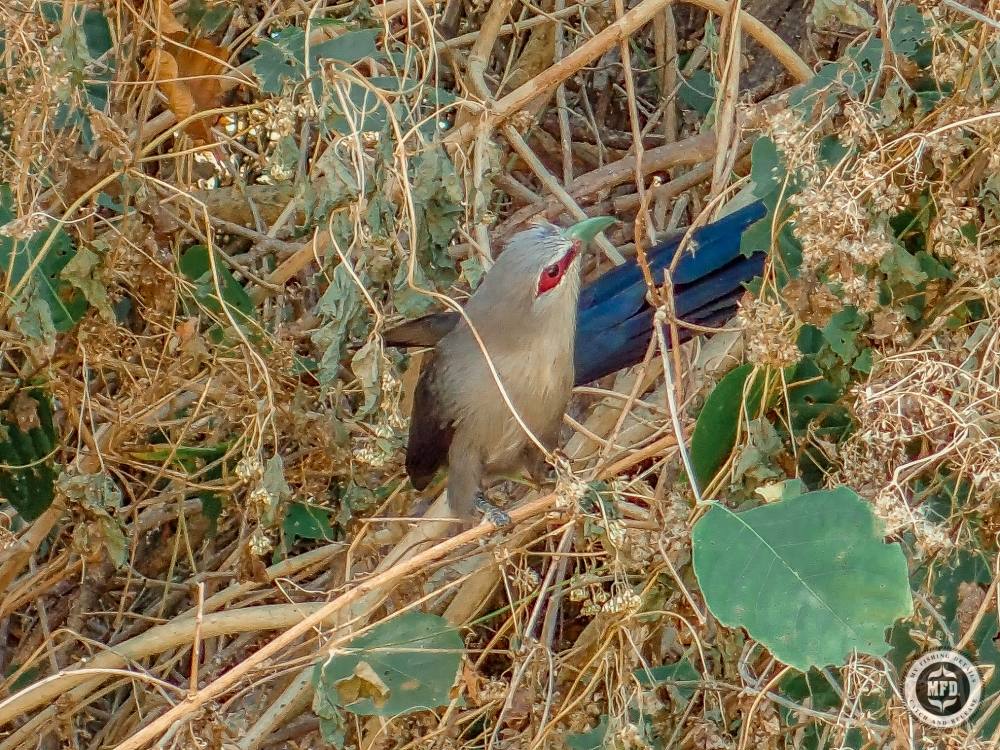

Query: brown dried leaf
left=10, top=392, right=41, bottom=432
left=456, top=659, right=483, bottom=705
left=335, top=660, right=390, bottom=708
left=783, top=278, right=841, bottom=327
left=236, top=541, right=269, bottom=583
left=145, top=35, right=228, bottom=142
left=155, top=0, right=186, bottom=34
left=956, top=581, right=987, bottom=638
left=146, top=49, right=195, bottom=127
left=171, top=37, right=227, bottom=117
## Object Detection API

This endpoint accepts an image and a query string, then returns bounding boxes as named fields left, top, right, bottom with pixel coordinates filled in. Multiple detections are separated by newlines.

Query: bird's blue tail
left=573, top=201, right=767, bottom=384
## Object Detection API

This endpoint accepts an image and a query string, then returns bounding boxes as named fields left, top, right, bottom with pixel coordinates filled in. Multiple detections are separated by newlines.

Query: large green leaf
left=0, top=185, right=88, bottom=336
left=690, top=363, right=766, bottom=489
left=179, top=245, right=256, bottom=332
left=250, top=26, right=381, bottom=94
left=283, top=501, right=335, bottom=542
left=0, top=390, right=59, bottom=522
left=692, top=486, right=913, bottom=670
left=313, top=611, right=463, bottom=717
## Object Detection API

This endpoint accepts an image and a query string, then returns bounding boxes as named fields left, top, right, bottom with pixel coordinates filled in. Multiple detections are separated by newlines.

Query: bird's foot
left=474, top=491, right=512, bottom=527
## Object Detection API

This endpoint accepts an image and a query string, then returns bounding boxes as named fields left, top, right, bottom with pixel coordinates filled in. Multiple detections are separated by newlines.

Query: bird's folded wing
left=383, top=311, right=460, bottom=348
left=573, top=252, right=765, bottom=384
left=405, top=350, right=454, bottom=490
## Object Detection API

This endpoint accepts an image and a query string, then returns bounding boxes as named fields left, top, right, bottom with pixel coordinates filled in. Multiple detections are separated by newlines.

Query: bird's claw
left=474, top=492, right=512, bottom=527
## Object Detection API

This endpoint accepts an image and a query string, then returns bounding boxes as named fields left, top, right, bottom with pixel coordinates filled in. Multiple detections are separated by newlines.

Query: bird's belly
left=469, top=355, right=571, bottom=475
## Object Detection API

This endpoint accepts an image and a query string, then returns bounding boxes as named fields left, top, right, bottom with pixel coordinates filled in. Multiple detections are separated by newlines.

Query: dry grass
left=0, top=0, right=998, bottom=748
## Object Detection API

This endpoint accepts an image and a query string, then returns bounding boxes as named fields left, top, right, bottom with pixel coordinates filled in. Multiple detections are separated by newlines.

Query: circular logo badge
left=903, top=650, right=982, bottom=728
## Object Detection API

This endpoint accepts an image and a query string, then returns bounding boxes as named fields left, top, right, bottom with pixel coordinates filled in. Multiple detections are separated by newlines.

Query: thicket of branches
left=0, top=0, right=998, bottom=748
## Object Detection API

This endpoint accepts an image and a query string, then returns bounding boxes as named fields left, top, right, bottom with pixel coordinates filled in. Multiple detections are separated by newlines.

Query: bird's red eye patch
left=536, top=243, right=579, bottom=296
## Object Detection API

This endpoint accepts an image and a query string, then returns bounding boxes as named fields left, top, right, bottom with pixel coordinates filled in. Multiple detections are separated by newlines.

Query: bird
left=387, top=201, right=767, bottom=526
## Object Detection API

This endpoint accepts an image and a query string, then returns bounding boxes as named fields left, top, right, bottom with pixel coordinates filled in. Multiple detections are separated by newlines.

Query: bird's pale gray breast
left=436, top=314, right=574, bottom=466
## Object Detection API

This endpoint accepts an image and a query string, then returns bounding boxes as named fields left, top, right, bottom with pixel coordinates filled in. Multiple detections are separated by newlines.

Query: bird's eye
left=544, top=264, right=560, bottom=278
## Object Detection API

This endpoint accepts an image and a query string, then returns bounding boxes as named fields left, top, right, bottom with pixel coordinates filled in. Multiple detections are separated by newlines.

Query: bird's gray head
left=472, top=220, right=582, bottom=316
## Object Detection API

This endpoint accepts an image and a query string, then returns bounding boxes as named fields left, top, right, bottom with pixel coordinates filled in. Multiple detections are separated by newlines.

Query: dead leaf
left=871, top=310, right=900, bottom=340
left=956, top=581, right=987, bottom=637
left=456, top=659, right=483, bottom=704
left=175, top=317, right=199, bottom=344
left=10, top=392, right=41, bottom=432
left=170, top=38, right=227, bottom=126
left=144, top=15, right=229, bottom=143
left=236, top=540, right=269, bottom=583
left=503, top=680, right=535, bottom=727
left=155, top=0, right=186, bottom=34
left=64, top=155, right=117, bottom=208
left=335, top=660, right=390, bottom=708
left=146, top=48, right=196, bottom=131
left=61, top=245, right=116, bottom=322
left=783, top=278, right=840, bottom=327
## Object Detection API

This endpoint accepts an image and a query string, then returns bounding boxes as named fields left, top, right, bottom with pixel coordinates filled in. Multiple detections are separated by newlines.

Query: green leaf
left=249, top=26, right=382, bottom=94
left=185, top=0, right=233, bottom=35
left=131, top=443, right=230, bottom=463
left=822, top=307, right=866, bottom=362
left=748, top=137, right=786, bottom=200
left=564, top=715, right=610, bottom=750
left=61, top=244, right=115, bottom=322
left=262, top=455, right=292, bottom=514
left=0, top=390, right=58, bottom=522
left=732, top=418, right=785, bottom=485
left=785, top=357, right=847, bottom=432
left=778, top=668, right=847, bottom=745
left=634, top=657, right=700, bottom=703
left=312, top=611, right=463, bottom=717
left=412, top=145, right=463, bottom=275
left=313, top=262, right=366, bottom=386
left=82, top=9, right=113, bottom=58
left=311, top=29, right=382, bottom=67
left=812, top=0, right=874, bottom=29
left=284, top=501, right=335, bottom=541
left=201, top=493, right=222, bottom=535
left=880, top=244, right=927, bottom=287
left=0, top=184, right=88, bottom=336
left=98, top=515, right=128, bottom=567
left=350, top=338, right=382, bottom=418
left=5, top=663, right=41, bottom=694
left=460, top=256, right=485, bottom=290
left=678, top=69, right=716, bottom=116
left=179, top=245, right=256, bottom=330
left=9, top=283, right=58, bottom=346
left=392, top=261, right=436, bottom=318
left=889, top=4, right=930, bottom=59
left=692, top=486, right=913, bottom=670
left=61, top=471, right=128, bottom=567
left=690, top=364, right=766, bottom=488
left=249, top=27, right=307, bottom=94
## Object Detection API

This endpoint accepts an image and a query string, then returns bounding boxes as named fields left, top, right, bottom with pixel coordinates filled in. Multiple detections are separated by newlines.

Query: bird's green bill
left=562, top=215, right=617, bottom=243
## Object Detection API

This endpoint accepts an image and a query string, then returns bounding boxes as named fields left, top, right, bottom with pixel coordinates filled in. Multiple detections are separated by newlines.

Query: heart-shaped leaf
left=693, top=486, right=913, bottom=670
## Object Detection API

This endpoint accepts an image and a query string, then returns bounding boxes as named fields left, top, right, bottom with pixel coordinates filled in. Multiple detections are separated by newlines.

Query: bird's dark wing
left=577, top=201, right=766, bottom=311
left=574, top=254, right=765, bottom=383
left=383, top=312, right=460, bottom=348
left=574, top=201, right=766, bottom=384
left=405, top=351, right=454, bottom=490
